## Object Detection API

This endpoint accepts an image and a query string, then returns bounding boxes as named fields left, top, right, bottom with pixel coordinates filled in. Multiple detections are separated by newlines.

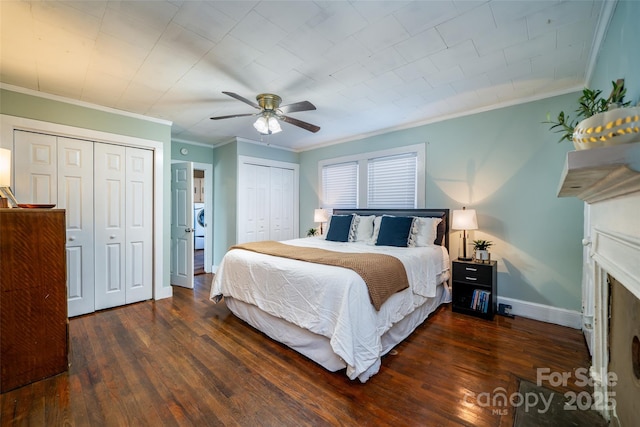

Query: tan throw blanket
left=230, top=241, right=409, bottom=310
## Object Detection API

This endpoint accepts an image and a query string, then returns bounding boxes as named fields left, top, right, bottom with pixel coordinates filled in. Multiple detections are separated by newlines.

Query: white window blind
left=367, top=152, right=417, bottom=208
left=321, top=161, right=358, bottom=209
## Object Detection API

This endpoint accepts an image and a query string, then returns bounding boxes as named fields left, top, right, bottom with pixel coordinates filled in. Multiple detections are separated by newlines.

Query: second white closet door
left=94, top=144, right=153, bottom=309
left=269, top=167, right=294, bottom=242
left=94, top=143, right=127, bottom=309
left=125, top=147, right=153, bottom=304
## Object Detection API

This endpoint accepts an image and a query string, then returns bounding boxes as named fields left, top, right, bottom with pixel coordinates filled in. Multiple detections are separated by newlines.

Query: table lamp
left=314, top=208, right=329, bottom=235
left=452, top=206, right=478, bottom=261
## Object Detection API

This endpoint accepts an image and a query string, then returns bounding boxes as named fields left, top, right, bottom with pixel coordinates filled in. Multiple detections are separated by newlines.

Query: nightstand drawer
left=452, top=262, right=492, bottom=284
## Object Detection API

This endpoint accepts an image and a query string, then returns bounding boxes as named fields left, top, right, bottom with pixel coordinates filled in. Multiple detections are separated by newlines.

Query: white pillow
left=353, top=215, right=375, bottom=242
left=369, top=215, right=388, bottom=245
left=409, top=217, right=442, bottom=247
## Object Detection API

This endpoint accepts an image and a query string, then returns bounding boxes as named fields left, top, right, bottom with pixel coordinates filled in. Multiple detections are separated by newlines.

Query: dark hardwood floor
left=1, top=274, right=593, bottom=426
left=194, top=249, right=205, bottom=275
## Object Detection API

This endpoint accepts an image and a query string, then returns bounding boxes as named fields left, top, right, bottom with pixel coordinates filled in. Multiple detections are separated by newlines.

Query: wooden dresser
left=0, top=208, right=68, bottom=392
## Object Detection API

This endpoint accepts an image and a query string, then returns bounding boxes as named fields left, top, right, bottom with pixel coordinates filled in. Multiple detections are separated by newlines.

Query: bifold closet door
left=94, top=143, right=127, bottom=309
left=124, top=147, right=153, bottom=304
left=269, top=167, right=294, bottom=241
left=57, top=137, right=95, bottom=316
left=94, top=143, right=153, bottom=310
left=238, top=163, right=270, bottom=244
left=13, top=131, right=95, bottom=317
left=13, top=131, right=57, bottom=204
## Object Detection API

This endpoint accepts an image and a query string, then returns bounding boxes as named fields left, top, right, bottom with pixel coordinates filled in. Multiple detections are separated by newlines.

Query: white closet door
left=13, top=131, right=57, bottom=204
left=94, top=143, right=127, bottom=310
left=269, top=167, right=294, bottom=241
left=270, top=167, right=284, bottom=241
left=238, top=161, right=298, bottom=244
left=269, top=167, right=295, bottom=240
left=238, top=162, right=256, bottom=243
left=58, top=137, right=95, bottom=317
left=255, top=165, right=270, bottom=242
left=238, top=163, right=270, bottom=244
left=280, top=168, right=295, bottom=241
left=125, top=147, right=153, bottom=303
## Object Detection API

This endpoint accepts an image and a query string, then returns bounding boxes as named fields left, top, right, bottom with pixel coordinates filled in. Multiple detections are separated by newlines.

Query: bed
left=210, top=209, right=451, bottom=382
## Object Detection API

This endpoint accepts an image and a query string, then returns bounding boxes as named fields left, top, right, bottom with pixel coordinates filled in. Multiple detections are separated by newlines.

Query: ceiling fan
left=210, top=92, right=320, bottom=134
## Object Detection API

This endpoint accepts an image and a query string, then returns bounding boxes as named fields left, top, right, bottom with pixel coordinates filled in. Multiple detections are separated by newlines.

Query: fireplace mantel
left=557, top=142, right=640, bottom=203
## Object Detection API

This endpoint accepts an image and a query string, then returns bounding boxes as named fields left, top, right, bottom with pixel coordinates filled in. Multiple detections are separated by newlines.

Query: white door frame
left=1, top=114, right=169, bottom=301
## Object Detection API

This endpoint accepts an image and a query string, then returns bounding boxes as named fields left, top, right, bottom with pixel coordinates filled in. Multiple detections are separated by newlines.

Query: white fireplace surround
left=562, top=142, right=640, bottom=424
left=586, top=225, right=640, bottom=424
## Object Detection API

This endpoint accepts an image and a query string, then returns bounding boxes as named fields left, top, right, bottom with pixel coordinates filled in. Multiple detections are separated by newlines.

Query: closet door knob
left=110, top=235, right=116, bottom=239
left=68, top=236, right=75, bottom=242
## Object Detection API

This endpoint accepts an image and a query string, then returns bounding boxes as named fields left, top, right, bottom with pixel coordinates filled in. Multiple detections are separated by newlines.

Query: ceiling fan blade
left=210, top=113, right=256, bottom=120
left=278, top=100, right=316, bottom=114
left=279, top=115, right=321, bottom=133
left=222, top=91, right=260, bottom=109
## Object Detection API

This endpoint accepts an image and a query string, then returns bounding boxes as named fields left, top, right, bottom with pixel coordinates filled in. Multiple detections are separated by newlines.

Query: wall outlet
left=498, top=303, right=514, bottom=318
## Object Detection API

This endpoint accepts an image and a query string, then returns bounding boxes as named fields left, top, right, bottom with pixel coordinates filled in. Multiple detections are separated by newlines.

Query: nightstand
left=451, top=259, right=497, bottom=320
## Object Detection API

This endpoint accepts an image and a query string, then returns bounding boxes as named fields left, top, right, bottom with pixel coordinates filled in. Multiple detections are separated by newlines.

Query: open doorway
left=193, top=168, right=205, bottom=274
left=193, top=162, right=213, bottom=275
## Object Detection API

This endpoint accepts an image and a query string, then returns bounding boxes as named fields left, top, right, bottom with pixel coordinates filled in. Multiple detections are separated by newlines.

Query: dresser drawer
left=452, top=262, right=492, bottom=284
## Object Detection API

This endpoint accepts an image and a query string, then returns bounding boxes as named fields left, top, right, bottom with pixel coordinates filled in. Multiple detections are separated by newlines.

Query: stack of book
left=470, top=289, right=491, bottom=313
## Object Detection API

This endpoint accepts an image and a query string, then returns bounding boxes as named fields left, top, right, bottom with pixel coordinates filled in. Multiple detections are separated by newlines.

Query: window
left=321, top=161, right=358, bottom=209
left=367, top=152, right=417, bottom=208
left=319, top=144, right=425, bottom=210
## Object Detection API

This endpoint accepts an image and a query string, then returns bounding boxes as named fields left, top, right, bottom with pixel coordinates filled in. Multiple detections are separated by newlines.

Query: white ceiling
left=0, top=1, right=607, bottom=151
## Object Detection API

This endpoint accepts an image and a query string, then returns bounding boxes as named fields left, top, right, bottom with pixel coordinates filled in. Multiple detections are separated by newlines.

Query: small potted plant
left=545, top=79, right=639, bottom=150
left=473, top=239, right=493, bottom=263
left=306, top=227, right=318, bottom=237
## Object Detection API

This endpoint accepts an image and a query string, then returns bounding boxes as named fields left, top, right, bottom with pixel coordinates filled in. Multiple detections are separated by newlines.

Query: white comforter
left=210, top=237, right=450, bottom=380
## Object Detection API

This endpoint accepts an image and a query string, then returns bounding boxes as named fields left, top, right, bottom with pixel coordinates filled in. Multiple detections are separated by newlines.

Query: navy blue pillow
left=325, top=214, right=354, bottom=242
left=375, top=216, right=415, bottom=247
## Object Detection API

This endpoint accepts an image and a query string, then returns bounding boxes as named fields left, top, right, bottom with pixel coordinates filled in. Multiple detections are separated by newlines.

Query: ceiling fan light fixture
left=253, top=115, right=282, bottom=135
left=268, top=116, right=282, bottom=133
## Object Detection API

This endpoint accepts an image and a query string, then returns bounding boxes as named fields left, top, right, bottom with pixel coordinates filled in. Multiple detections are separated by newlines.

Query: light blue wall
left=300, top=93, right=584, bottom=311
left=171, top=141, right=215, bottom=164
left=588, top=0, right=640, bottom=104
left=238, top=139, right=299, bottom=163
left=212, top=140, right=238, bottom=266
left=0, top=88, right=173, bottom=291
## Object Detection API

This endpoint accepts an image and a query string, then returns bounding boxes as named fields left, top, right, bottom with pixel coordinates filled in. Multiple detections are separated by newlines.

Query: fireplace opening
left=633, top=336, right=640, bottom=380
left=609, top=275, right=640, bottom=427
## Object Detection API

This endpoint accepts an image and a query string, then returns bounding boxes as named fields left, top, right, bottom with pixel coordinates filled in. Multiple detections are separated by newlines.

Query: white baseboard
left=212, top=264, right=219, bottom=274
left=497, top=296, right=582, bottom=329
left=155, top=285, right=173, bottom=300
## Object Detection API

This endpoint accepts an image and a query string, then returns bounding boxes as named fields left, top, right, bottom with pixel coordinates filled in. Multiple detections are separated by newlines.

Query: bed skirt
left=224, top=282, right=451, bottom=382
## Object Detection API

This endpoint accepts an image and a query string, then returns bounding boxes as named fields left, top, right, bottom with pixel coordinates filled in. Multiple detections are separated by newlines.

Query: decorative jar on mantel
left=572, top=106, right=640, bottom=150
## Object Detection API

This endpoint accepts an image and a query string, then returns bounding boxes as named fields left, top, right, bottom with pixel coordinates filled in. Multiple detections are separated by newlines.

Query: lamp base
left=458, top=256, right=473, bottom=261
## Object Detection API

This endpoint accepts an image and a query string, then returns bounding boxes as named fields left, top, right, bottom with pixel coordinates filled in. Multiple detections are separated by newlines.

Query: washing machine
left=194, top=203, right=205, bottom=250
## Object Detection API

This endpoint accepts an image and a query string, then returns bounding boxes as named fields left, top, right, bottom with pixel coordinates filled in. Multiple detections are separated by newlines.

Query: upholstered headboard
left=332, top=209, right=450, bottom=250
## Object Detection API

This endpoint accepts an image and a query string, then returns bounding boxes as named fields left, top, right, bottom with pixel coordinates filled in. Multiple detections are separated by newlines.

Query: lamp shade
left=451, top=208, right=478, bottom=230
left=314, top=208, right=329, bottom=223
left=0, top=148, right=11, bottom=187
